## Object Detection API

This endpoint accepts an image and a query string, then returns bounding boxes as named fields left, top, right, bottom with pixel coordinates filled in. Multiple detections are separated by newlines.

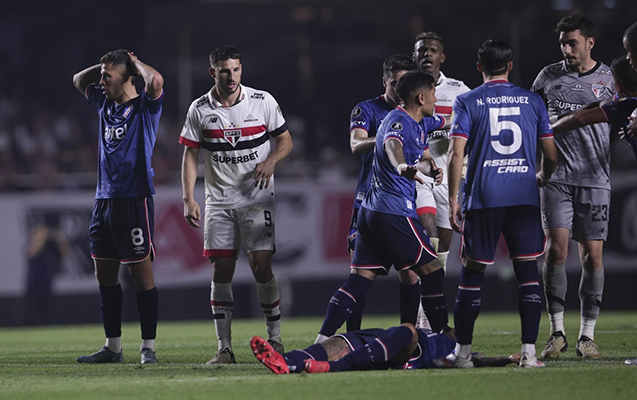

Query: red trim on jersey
left=211, top=300, right=234, bottom=307
left=417, top=206, right=437, bottom=216
left=434, top=105, right=452, bottom=115
left=383, top=136, right=403, bottom=146
left=179, top=136, right=201, bottom=148
left=449, top=133, right=469, bottom=139
left=539, top=133, right=554, bottom=138
left=202, top=125, right=266, bottom=139
left=204, top=249, right=238, bottom=258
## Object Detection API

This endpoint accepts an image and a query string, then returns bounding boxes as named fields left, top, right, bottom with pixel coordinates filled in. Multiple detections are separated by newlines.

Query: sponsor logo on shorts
left=541, top=209, right=550, bottom=223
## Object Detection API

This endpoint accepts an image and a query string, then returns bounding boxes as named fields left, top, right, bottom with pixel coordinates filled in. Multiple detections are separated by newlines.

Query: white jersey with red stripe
left=428, top=72, right=471, bottom=175
left=179, top=85, right=287, bottom=208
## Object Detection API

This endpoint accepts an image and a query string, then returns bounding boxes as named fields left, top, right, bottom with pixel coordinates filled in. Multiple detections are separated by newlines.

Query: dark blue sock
left=346, top=290, right=367, bottom=332
left=329, top=326, right=413, bottom=371
left=283, top=344, right=328, bottom=372
left=400, top=282, right=421, bottom=325
left=100, top=284, right=123, bottom=338
left=319, top=274, right=373, bottom=336
left=514, top=260, right=542, bottom=344
left=420, top=268, right=448, bottom=332
left=454, top=266, right=484, bottom=345
left=136, top=287, right=159, bottom=340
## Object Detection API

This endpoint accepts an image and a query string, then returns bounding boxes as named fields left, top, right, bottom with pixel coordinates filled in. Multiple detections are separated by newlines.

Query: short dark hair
left=414, top=31, right=444, bottom=46
left=209, top=45, right=241, bottom=67
left=382, top=54, right=416, bottom=77
left=477, top=40, right=513, bottom=76
left=624, top=21, right=637, bottom=48
left=555, top=13, right=596, bottom=38
left=100, top=49, right=136, bottom=84
left=611, top=56, right=637, bottom=94
left=396, top=70, right=435, bottom=104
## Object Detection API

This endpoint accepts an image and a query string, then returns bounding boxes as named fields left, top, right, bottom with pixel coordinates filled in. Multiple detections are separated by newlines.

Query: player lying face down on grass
left=252, top=323, right=519, bottom=374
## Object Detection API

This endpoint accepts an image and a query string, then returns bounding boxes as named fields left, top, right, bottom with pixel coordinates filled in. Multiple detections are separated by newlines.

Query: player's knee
left=545, top=245, right=568, bottom=265
left=464, top=259, right=486, bottom=273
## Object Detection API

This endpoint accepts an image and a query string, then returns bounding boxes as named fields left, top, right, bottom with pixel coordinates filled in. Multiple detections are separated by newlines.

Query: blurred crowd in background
left=1, top=0, right=636, bottom=192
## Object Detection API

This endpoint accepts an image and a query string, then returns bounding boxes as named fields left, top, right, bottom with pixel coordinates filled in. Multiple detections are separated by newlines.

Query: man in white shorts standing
left=413, top=32, right=470, bottom=332
left=180, top=45, right=293, bottom=364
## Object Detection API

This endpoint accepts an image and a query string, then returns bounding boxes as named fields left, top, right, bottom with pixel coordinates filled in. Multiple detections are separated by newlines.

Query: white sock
left=141, top=339, right=155, bottom=351
left=579, top=317, right=597, bottom=340
left=430, top=237, right=440, bottom=253
left=549, top=311, right=565, bottom=335
left=105, top=337, right=121, bottom=353
left=521, top=343, right=536, bottom=358
left=211, top=281, right=234, bottom=351
left=454, top=343, right=472, bottom=359
left=438, top=251, right=449, bottom=272
left=314, top=334, right=330, bottom=344
left=257, top=276, right=282, bottom=343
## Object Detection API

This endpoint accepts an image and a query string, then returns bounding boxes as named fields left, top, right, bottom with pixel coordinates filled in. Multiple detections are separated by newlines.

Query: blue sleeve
left=141, top=89, right=164, bottom=115
left=350, top=102, right=373, bottom=133
left=534, top=94, right=553, bottom=138
left=85, top=84, right=106, bottom=112
left=421, top=115, right=445, bottom=133
left=450, top=97, right=470, bottom=140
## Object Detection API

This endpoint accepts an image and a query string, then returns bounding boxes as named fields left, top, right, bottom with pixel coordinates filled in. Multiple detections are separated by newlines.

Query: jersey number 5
left=489, top=107, right=522, bottom=155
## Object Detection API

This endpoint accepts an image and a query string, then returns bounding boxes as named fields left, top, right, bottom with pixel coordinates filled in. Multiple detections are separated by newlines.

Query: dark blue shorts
left=351, top=208, right=437, bottom=275
left=89, top=197, right=155, bottom=264
left=347, top=208, right=359, bottom=253
left=461, top=205, right=545, bottom=264
left=336, top=328, right=390, bottom=351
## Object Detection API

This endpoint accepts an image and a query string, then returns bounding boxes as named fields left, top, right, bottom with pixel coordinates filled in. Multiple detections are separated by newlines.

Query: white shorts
left=203, top=201, right=275, bottom=258
left=415, top=179, right=451, bottom=230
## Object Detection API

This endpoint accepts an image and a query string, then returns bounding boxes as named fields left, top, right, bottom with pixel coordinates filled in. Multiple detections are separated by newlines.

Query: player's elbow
left=147, top=72, right=164, bottom=95
left=72, top=73, right=84, bottom=92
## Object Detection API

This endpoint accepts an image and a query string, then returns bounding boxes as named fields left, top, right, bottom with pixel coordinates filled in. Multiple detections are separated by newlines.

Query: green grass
left=1, top=313, right=637, bottom=400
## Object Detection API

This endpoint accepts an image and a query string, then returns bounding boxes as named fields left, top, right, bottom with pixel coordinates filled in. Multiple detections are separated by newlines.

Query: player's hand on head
left=254, top=159, right=275, bottom=189
left=183, top=199, right=201, bottom=228
left=127, top=52, right=141, bottom=75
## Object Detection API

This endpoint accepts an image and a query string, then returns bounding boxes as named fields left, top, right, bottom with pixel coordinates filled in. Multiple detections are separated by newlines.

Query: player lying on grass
left=251, top=323, right=520, bottom=374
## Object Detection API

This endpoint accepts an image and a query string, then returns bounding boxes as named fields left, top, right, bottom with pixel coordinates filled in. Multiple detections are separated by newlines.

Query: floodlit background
left=1, top=0, right=636, bottom=326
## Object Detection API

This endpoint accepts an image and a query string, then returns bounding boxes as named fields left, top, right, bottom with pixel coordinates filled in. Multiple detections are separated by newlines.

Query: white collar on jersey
left=436, top=71, right=447, bottom=86
left=207, top=84, right=246, bottom=108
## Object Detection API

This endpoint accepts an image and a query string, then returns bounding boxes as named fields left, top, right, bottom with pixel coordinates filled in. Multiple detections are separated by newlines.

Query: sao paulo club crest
left=591, top=81, right=606, bottom=99
left=223, top=129, right=242, bottom=147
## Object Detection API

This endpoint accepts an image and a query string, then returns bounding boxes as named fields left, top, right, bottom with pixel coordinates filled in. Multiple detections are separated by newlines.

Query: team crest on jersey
left=351, top=107, right=362, bottom=118
left=591, top=82, right=606, bottom=99
left=391, top=122, right=403, bottom=131
left=223, top=129, right=242, bottom=147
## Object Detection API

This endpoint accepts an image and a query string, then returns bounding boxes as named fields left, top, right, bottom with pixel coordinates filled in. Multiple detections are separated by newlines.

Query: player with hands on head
left=435, top=39, right=557, bottom=369
left=179, top=45, right=293, bottom=364
left=72, top=49, right=164, bottom=364
left=315, top=71, right=447, bottom=345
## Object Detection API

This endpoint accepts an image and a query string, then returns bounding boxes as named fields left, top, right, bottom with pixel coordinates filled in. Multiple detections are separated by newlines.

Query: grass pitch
left=2, top=312, right=637, bottom=400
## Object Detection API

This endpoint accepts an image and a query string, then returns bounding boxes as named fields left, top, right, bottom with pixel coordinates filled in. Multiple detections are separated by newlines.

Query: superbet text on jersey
left=179, top=85, right=288, bottom=208
left=450, top=79, right=553, bottom=212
